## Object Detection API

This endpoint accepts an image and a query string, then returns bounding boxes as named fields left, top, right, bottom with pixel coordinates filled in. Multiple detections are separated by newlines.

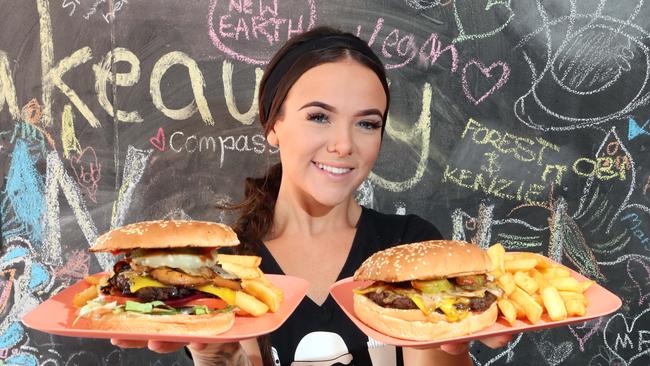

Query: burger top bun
left=90, top=220, right=239, bottom=252
left=354, top=240, right=493, bottom=282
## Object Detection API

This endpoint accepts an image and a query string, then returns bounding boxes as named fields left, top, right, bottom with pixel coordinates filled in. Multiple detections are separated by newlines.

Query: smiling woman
left=110, top=26, right=510, bottom=366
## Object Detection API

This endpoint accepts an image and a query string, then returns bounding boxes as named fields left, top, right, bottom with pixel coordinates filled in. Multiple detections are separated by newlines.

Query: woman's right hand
left=110, top=339, right=253, bottom=365
left=110, top=339, right=198, bottom=353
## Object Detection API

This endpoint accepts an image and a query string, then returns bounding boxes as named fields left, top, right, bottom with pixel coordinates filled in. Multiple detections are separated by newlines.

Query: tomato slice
left=100, top=294, right=139, bottom=305
left=183, top=298, right=228, bottom=310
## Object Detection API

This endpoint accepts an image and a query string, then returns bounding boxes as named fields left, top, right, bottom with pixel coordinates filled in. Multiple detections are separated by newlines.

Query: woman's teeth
left=316, top=163, right=352, bottom=174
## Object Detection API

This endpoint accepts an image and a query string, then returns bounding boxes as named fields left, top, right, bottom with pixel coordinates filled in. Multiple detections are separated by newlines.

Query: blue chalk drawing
left=628, top=117, right=650, bottom=140
left=27, top=264, right=48, bottom=290
left=1, top=139, right=45, bottom=244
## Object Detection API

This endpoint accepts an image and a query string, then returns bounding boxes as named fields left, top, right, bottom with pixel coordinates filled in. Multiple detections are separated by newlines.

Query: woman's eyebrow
left=299, top=102, right=383, bottom=118
left=353, top=108, right=383, bottom=119
left=299, top=101, right=335, bottom=111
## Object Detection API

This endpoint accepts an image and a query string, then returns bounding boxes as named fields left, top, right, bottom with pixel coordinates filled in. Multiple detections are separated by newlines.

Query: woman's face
left=268, top=58, right=386, bottom=208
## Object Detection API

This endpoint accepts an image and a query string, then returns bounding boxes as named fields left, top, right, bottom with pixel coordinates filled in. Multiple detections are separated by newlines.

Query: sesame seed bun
left=353, top=240, right=493, bottom=282
left=353, top=293, right=498, bottom=341
left=90, top=220, right=239, bottom=252
left=87, top=309, right=235, bottom=335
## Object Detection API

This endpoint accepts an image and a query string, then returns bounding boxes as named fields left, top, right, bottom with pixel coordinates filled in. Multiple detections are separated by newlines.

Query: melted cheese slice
left=131, top=253, right=216, bottom=276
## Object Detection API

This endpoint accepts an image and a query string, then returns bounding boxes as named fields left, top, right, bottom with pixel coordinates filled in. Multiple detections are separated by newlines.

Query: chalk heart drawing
left=627, top=258, right=650, bottom=306
left=453, top=0, right=514, bottom=43
left=462, top=60, right=510, bottom=105
left=604, top=309, right=650, bottom=365
left=150, top=127, right=166, bottom=152
left=568, top=318, right=604, bottom=352
left=537, top=340, right=573, bottom=366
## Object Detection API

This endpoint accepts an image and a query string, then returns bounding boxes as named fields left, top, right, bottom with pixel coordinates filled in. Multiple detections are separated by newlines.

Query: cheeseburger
left=75, top=220, right=282, bottom=335
left=353, top=240, right=502, bottom=341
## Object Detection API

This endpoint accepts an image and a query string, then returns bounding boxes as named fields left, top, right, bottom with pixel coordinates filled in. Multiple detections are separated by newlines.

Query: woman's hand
left=438, top=334, right=513, bottom=354
left=110, top=339, right=201, bottom=353
left=110, top=339, right=255, bottom=365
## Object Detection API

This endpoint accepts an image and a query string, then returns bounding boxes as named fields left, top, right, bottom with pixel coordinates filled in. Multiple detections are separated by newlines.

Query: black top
left=258, top=206, right=443, bottom=366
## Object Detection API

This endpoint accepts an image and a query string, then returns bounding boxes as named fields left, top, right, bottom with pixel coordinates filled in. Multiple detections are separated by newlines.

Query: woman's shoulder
left=359, top=206, right=444, bottom=250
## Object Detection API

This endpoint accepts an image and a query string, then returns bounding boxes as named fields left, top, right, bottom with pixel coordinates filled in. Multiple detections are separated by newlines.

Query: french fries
left=241, top=279, right=284, bottom=312
left=510, top=287, right=543, bottom=324
left=497, top=299, right=517, bottom=325
left=217, top=254, right=262, bottom=268
left=220, top=262, right=262, bottom=280
left=216, top=254, right=285, bottom=315
left=487, top=243, right=594, bottom=325
left=235, top=291, right=269, bottom=316
left=73, top=284, right=99, bottom=308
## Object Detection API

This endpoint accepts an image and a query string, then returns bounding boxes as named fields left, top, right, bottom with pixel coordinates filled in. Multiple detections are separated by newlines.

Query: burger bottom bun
left=88, top=310, right=235, bottom=336
left=353, top=293, right=497, bottom=341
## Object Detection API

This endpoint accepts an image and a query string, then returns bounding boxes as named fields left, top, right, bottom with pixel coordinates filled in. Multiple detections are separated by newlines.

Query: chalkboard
left=1, top=0, right=649, bottom=365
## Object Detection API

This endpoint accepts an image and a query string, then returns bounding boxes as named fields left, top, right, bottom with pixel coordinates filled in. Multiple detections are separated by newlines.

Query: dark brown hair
left=229, top=26, right=389, bottom=253
left=221, top=27, right=389, bottom=364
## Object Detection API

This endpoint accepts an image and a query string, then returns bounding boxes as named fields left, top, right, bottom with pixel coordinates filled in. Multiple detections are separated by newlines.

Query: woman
left=113, top=26, right=510, bottom=365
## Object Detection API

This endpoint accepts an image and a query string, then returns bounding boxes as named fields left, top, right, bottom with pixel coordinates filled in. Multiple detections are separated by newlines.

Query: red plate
left=329, top=263, right=622, bottom=347
left=22, top=274, right=308, bottom=343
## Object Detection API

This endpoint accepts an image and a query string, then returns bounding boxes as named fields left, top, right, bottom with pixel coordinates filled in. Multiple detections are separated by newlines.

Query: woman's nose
left=327, top=125, right=353, bottom=157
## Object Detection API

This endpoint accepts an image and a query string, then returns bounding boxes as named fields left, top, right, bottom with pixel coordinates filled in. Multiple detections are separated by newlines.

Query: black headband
left=262, top=34, right=383, bottom=121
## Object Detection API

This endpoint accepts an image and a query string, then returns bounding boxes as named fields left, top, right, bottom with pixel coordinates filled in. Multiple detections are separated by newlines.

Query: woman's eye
left=307, top=112, right=329, bottom=123
left=358, top=120, right=382, bottom=130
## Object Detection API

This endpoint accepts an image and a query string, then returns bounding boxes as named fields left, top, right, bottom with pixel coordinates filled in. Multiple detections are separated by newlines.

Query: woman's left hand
left=438, top=334, right=513, bottom=354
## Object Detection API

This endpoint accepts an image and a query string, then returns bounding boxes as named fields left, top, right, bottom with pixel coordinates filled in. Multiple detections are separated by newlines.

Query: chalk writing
left=208, top=0, right=317, bottom=64
left=405, top=0, right=443, bottom=10
left=150, top=51, right=214, bottom=125
left=444, top=118, right=562, bottom=204
left=38, top=0, right=97, bottom=128
left=603, top=307, right=650, bottom=365
left=368, top=82, right=431, bottom=192
left=644, top=175, right=650, bottom=195
left=93, top=47, right=143, bottom=123
left=69, top=146, right=101, bottom=203
left=223, top=60, right=263, bottom=125
left=43, top=151, right=104, bottom=267
left=0, top=51, right=20, bottom=120
left=453, top=0, right=514, bottom=44
left=61, top=104, right=81, bottom=158
left=82, top=0, right=129, bottom=23
left=626, top=257, right=650, bottom=306
left=357, top=16, right=509, bottom=96
left=621, top=213, right=650, bottom=247
left=168, top=131, right=278, bottom=168
left=568, top=318, right=605, bottom=353
left=470, top=333, right=523, bottom=366
left=61, top=0, right=80, bottom=16
left=111, top=146, right=152, bottom=229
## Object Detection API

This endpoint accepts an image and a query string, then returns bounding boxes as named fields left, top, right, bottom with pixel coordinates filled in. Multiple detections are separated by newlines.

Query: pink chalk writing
left=462, top=59, right=510, bottom=105
left=208, top=0, right=317, bottom=65
left=358, top=17, right=458, bottom=72
left=69, top=147, right=101, bottom=203
left=568, top=318, right=604, bottom=352
left=627, top=257, right=650, bottom=306
left=150, top=127, right=166, bottom=152
left=53, top=249, right=89, bottom=281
